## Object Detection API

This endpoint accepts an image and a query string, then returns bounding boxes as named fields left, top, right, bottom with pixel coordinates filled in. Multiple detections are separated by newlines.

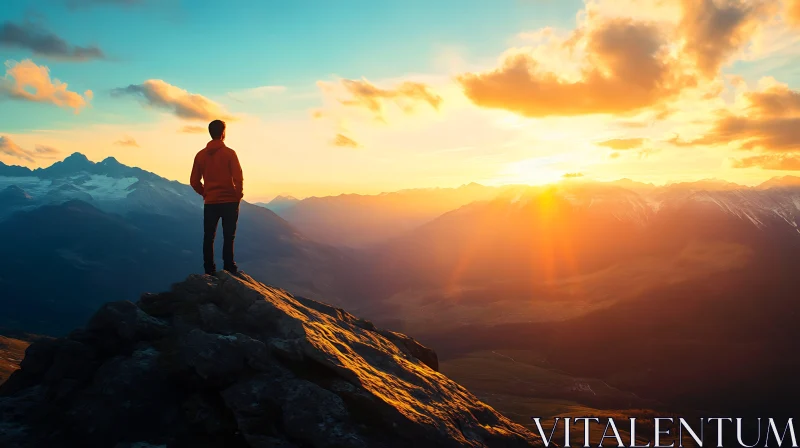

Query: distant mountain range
left=335, top=179, right=800, bottom=418
left=0, top=154, right=349, bottom=335
left=257, top=183, right=517, bottom=247
left=350, top=179, right=800, bottom=326
left=255, top=195, right=299, bottom=213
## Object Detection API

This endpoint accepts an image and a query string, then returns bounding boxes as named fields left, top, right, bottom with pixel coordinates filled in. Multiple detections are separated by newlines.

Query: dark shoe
left=223, top=264, right=238, bottom=274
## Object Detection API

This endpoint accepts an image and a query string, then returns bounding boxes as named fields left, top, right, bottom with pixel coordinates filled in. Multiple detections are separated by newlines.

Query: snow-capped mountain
left=492, top=178, right=800, bottom=234
left=255, top=195, right=300, bottom=213
left=0, top=153, right=351, bottom=336
left=0, top=153, right=198, bottom=219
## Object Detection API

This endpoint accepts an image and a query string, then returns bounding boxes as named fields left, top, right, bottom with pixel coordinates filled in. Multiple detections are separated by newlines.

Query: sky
left=2, top=0, right=800, bottom=201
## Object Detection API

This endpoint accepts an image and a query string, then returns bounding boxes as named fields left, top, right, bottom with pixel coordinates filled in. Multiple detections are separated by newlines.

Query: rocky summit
left=0, top=272, right=541, bottom=448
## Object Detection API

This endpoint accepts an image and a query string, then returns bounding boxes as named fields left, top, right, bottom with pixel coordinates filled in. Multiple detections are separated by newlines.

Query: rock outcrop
left=0, top=336, right=29, bottom=385
left=0, top=272, right=541, bottom=447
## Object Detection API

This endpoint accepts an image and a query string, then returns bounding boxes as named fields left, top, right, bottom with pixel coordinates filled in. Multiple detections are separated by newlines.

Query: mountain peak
left=38, top=152, right=95, bottom=177
left=99, top=156, right=122, bottom=165
left=64, top=152, right=90, bottom=162
left=0, top=185, right=33, bottom=203
left=270, top=194, right=298, bottom=202
left=757, top=175, right=800, bottom=189
left=0, top=272, right=539, bottom=447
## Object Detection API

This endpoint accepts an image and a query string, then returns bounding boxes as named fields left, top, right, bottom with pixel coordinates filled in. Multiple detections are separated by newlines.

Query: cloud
left=677, top=0, right=775, bottom=78
left=114, top=136, right=139, bottom=147
left=331, top=134, right=360, bottom=148
left=743, top=83, right=800, bottom=117
left=0, top=136, right=60, bottom=162
left=457, top=18, right=696, bottom=117
left=562, top=172, right=585, bottom=178
left=321, top=78, right=442, bottom=121
left=227, top=85, right=286, bottom=102
left=597, top=138, right=646, bottom=150
left=0, top=21, right=105, bottom=62
left=787, top=0, right=800, bottom=25
left=179, top=125, right=206, bottom=134
left=33, top=144, right=60, bottom=158
left=732, top=154, right=800, bottom=170
left=111, top=79, right=233, bottom=121
left=673, top=80, right=800, bottom=151
left=0, top=59, right=92, bottom=113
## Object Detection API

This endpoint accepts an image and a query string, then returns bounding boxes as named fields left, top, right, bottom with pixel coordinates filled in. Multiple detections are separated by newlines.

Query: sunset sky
left=2, top=0, right=800, bottom=200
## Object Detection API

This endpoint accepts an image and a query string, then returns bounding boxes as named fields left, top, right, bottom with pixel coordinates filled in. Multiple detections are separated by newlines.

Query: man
left=190, top=119, right=244, bottom=275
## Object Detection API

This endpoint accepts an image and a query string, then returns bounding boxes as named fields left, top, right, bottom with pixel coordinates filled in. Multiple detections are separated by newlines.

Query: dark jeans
left=203, top=201, right=240, bottom=273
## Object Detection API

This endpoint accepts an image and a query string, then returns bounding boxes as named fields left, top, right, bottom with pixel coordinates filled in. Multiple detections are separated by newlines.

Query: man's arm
left=190, top=153, right=205, bottom=197
left=231, top=151, right=244, bottom=200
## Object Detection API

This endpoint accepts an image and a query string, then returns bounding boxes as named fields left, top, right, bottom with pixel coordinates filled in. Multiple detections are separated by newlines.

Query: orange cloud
left=33, top=144, right=60, bottom=159
left=788, top=0, right=800, bottom=25
left=674, top=81, right=800, bottom=151
left=743, top=83, right=800, bottom=117
left=0, top=136, right=59, bottom=162
left=114, top=136, right=140, bottom=148
left=562, top=172, right=585, bottom=178
left=732, top=154, right=800, bottom=170
left=179, top=125, right=206, bottom=134
left=112, top=79, right=232, bottom=121
left=458, top=18, right=696, bottom=117
left=0, top=59, right=92, bottom=113
left=328, top=78, right=442, bottom=121
left=597, top=138, right=646, bottom=150
left=678, top=0, right=775, bottom=78
left=331, top=133, right=360, bottom=148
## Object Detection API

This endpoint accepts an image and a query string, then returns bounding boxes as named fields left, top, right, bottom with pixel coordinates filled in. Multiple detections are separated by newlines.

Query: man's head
left=208, top=120, right=226, bottom=140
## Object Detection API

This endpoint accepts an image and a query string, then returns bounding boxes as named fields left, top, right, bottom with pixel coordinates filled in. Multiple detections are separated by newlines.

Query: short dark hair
left=208, top=120, right=226, bottom=139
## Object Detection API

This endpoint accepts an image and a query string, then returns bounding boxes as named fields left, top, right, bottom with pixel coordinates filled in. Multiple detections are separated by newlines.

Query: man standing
left=190, top=120, right=244, bottom=275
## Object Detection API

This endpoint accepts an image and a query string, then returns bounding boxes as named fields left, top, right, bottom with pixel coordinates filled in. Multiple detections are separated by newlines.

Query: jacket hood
left=205, top=139, right=226, bottom=155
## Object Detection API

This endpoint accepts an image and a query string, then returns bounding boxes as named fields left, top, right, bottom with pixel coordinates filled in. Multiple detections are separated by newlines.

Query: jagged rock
left=0, top=272, right=541, bottom=448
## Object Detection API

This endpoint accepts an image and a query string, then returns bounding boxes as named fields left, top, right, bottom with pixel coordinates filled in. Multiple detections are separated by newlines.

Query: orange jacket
left=190, top=140, right=244, bottom=204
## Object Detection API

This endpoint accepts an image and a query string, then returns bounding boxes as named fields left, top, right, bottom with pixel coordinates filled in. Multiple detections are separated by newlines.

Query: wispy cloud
left=319, top=78, right=442, bottom=122
left=114, top=136, right=139, bottom=147
left=0, top=136, right=60, bottom=162
left=563, top=172, right=585, bottom=178
left=111, top=79, right=233, bottom=121
left=179, top=125, right=206, bottom=134
left=332, top=133, right=360, bottom=148
left=732, top=154, right=800, bottom=170
left=227, top=85, right=286, bottom=102
left=0, top=59, right=93, bottom=113
left=672, top=80, right=800, bottom=152
left=597, top=138, right=646, bottom=150
left=0, top=21, right=105, bottom=62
